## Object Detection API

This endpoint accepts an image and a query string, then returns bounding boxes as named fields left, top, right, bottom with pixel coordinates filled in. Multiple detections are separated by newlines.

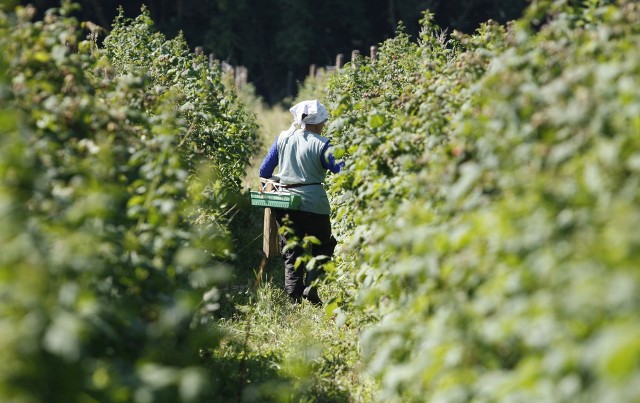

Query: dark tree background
left=20, top=0, right=528, bottom=104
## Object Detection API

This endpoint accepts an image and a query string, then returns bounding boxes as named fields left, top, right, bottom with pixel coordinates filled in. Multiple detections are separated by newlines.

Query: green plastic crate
left=250, top=191, right=301, bottom=209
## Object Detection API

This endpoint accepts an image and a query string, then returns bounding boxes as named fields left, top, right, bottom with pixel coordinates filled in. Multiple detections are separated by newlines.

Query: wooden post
left=235, top=66, right=247, bottom=88
left=263, top=208, right=280, bottom=258
left=260, top=180, right=280, bottom=258
left=335, top=54, right=344, bottom=70
left=351, top=50, right=360, bottom=69
left=370, top=45, right=378, bottom=61
left=195, top=46, right=203, bottom=56
left=235, top=66, right=246, bottom=87
left=309, top=64, right=316, bottom=79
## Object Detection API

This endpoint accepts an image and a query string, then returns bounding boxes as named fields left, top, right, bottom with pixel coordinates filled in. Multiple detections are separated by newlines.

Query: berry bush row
left=318, top=0, right=640, bottom=401
left=0, top=2, right=256, bottom=401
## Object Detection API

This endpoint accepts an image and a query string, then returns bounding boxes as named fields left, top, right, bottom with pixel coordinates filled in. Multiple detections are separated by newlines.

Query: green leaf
left=368, top=113, right=386, bottom=129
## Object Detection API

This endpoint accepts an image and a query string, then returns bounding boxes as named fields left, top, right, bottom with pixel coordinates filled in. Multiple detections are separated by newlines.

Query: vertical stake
left=370, top=45, right=378, bottom=61
left=351, top=50, right=360, bottom=69
left=336, top=53, right=344, bottom=70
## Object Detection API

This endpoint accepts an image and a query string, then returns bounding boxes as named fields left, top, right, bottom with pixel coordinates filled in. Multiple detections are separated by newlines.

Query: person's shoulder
left=278, top=128, right=297, bottom=141
left=306, top=131, right=329, bottom=143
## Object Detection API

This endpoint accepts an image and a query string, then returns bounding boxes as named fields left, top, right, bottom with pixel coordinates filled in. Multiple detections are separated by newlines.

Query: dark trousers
left=273, top=209, right=337, bottom=299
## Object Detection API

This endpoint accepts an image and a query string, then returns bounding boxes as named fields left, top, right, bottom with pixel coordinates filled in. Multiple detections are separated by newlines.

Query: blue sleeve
left=321, top=141, right=345, bottom=174
left=259, top=139, right=279, bottom=178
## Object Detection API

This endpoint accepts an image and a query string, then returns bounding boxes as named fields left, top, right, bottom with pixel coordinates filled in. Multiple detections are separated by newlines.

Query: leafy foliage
left=103, top=6, right=258, bottom=188
left=322, top=1, right=640, bottom=401
left=5, top=0, right=640, bottom=402
left=0, top=2, right=255, bottom=401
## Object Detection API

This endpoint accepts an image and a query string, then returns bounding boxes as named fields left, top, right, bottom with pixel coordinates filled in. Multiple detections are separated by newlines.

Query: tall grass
left=211, top=281, right=377, bottom=402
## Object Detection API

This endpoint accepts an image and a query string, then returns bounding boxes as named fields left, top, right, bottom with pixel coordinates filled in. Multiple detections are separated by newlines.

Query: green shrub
left=325, top=1, right=640, bottom=401
left=103, top=6, right=258, bottom=188
left=0, top=2, right=254, bottom=401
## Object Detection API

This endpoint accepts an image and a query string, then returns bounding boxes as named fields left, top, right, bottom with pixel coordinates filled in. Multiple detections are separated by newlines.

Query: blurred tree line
left=20, top=0, right=527, bottom=104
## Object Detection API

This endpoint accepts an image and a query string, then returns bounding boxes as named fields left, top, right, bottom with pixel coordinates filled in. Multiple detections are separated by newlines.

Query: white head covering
left=289, top=100, right=328, bottom=130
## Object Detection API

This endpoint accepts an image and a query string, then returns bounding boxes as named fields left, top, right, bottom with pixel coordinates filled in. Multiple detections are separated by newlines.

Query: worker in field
left=259, top=99, right=343, bottom=305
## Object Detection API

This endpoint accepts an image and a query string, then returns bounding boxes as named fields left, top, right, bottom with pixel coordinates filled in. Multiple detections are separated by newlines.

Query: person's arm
left=321, top=141, right=344, bottom=174
left=259, top=139, right=279, bottom=179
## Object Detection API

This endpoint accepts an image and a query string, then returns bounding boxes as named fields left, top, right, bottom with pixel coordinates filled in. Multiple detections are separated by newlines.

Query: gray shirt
left=277, top=128, right=331, bottom=215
